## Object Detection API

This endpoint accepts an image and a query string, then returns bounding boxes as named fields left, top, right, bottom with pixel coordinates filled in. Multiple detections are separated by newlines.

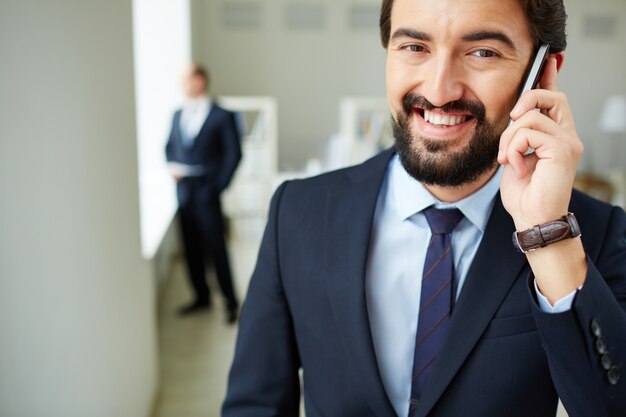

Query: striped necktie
left=409, top=207, right=464, bottom=415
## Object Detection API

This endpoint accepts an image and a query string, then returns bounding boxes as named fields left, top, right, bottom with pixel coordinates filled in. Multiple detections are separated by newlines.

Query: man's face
left=386, top=0, right=535, bottom=186
left=181, top=66, right=206, bottom=98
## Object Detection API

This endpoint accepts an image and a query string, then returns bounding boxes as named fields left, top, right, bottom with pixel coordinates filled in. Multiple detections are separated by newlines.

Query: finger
left=509, top=56, right=558, bottom=120
left=510, top=88, right=574, bottom=128
left=512, top=108, right=562, bottom=137
left=505, top=128, right=555, bottom=177
left=498, top=125, right=514, bottom=164
left=499, top=123, right=530, bottom=172
left=499, top=109, right=559, bottom=164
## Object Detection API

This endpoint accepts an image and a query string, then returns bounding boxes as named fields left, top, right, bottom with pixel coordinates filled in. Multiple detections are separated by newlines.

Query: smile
left=422, top=110, right=471, bottom=127
left=410, top=106, right=477, bottom=140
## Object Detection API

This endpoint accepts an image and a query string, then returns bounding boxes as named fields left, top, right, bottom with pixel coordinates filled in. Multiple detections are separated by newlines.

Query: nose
left=419, top=54, right=465, bottom=107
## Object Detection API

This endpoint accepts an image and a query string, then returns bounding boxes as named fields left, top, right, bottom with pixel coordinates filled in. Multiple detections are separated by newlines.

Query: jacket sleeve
left=530, top=205, right=626, bottom=417
left=214, top=110, right=242, bottom=192
left=222, top=182, right=302, bottom=417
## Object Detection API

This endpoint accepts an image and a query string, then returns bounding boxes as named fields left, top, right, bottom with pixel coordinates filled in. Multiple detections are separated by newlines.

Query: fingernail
left=511, top=104, right=522, bottom=116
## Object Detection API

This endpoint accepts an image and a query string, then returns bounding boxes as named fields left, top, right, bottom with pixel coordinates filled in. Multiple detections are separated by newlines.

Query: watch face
left=566, top=212, right=582, bottom=238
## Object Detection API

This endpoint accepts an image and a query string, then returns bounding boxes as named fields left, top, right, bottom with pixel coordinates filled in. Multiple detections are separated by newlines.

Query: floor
left=151, top=218, right=263, bottom=417
left=151, top=218, right=569, bottom=417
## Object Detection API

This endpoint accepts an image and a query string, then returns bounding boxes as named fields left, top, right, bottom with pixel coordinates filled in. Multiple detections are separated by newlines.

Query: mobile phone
left=507, top=43, right=550, bottom=127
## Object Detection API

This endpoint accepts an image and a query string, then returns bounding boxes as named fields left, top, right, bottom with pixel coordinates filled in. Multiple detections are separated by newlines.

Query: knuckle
left=573, top=139, right=584, bottom=155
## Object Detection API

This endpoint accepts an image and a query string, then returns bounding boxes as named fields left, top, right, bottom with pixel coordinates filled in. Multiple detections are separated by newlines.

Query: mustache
left=401, top=93, right=486, bottom=121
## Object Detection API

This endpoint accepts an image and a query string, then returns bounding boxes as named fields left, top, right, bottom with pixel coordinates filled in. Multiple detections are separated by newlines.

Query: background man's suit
left=166, top=103, right=241, bottom=312
left=223, top=149, right=626, bottom=417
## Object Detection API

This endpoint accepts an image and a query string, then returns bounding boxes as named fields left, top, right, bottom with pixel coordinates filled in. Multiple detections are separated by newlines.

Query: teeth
left=424, top=110, right=467, bottom=126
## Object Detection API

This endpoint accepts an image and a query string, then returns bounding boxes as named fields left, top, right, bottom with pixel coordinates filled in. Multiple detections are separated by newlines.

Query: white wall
left=191, top=0, right=625, bottom=170
left=191, top=0, right=386, bottom=168
left=0, top=1, right=157, bottom=416
left=558, top=0, right=626, bottom=173
left=133, top=0, right=191, bottom=259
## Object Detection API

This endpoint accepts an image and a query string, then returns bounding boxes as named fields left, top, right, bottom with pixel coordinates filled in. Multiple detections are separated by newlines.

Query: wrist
left=512, top=212, right=581, bottom=253
left=527, top=238, right=587, bottom=305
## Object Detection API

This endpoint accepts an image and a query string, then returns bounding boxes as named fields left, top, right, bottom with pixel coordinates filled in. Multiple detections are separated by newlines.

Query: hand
left=498, top=57, right=583, bottom=230
left=167, top=164, right=183, bottom=182
left=498, top=56, right=587, bottom=304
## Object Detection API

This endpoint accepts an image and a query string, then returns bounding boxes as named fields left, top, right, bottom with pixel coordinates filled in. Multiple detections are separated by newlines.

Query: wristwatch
left=512, top=212, right=582, bottom=253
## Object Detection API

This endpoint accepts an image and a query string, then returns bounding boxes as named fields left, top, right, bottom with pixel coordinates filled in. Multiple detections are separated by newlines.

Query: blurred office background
left=0, top=0, right=624, bottom=416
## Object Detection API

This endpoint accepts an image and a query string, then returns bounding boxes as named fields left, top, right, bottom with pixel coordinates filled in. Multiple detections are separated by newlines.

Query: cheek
left=477, top=79, right=520, bottom=123
left=385, top=76, right=402, bottom=115
left=385, top=61, right=400, bottom=97
left=386, top=59, right=414, bottom=111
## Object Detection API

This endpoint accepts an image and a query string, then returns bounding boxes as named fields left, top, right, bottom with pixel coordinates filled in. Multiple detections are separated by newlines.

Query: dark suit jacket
left=223, top=149, right=626, bottom=417
left=165, top=103, right=241, bottom=206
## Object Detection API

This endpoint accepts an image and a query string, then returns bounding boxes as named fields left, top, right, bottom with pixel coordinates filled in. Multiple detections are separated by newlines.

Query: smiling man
left=222, top=1, right=626, bottom=416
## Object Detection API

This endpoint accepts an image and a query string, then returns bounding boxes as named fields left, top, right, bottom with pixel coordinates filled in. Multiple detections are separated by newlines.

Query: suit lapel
left=322, top=153, right=529, bottom=417
left=415, top=196, right=528, bottom=417
left=173, top=110, right=183, bottom=144
left=190, top=104, right=215, bottom=145
left=179, top=103, right=216, bottom=149
left=324, top=149, right=398, bottom=417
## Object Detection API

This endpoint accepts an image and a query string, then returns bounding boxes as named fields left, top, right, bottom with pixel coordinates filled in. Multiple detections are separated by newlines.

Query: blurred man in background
left=166, top=63, right=241, bottom=323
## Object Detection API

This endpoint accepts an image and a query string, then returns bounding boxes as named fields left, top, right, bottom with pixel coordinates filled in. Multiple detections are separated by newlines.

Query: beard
left=393, top=93, right=504, bottom=187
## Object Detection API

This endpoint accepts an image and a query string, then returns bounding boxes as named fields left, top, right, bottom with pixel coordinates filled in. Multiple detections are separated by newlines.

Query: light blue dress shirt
left=365, top=155, right=575, bottom=416
left=180, top=96, right=211, bottom=147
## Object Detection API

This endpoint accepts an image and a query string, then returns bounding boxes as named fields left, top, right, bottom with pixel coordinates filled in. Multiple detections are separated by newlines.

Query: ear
left=550, top=52, right=565, bottom=73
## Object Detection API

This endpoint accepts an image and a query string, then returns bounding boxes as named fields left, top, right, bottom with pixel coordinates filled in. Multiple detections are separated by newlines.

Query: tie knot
left=423, top=207, right=464, bottom=235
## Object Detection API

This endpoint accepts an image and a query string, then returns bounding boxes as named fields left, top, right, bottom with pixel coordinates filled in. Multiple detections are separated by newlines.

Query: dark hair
left=379, top=0, right=567, bottom=52
left=191, top=63, right=210, bottom=90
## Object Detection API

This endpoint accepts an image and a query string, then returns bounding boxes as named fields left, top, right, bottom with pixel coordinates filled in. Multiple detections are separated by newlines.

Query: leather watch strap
left=512, top=212, right=581, bottom=253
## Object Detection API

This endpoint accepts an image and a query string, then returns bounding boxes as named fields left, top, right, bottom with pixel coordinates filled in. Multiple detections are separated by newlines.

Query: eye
left=404, top=44, right=426, bottom=53
left=471, top=49, right=498, bottom=58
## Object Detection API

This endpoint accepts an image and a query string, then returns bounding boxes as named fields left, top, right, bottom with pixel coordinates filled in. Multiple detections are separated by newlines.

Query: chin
left=393, top=116, right=500, bottom=187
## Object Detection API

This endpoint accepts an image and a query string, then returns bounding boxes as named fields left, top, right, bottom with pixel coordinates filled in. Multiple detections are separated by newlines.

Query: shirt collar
left=389, top=154, right=502, bottom=233
left=183, top=95, right=211, bottom=112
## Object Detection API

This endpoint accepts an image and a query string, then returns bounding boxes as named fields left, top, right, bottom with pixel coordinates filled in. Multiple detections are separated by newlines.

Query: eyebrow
left=390, top=28, right=432, bottom=43
left=461, top=31, right=516, bottom=50
left=390, top=28, right=517, bottom=51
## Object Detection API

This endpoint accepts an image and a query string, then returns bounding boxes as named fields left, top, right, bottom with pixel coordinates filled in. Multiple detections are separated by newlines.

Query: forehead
left=390, top=0, right=532, bottom=46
